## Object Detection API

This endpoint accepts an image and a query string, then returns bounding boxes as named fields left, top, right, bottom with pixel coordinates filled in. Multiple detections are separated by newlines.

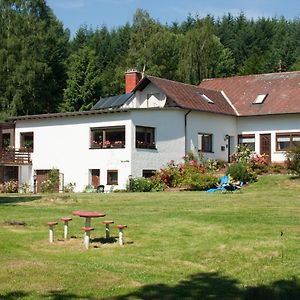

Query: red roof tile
left=135, top=76, right=236, bottom=115
left=199, top=71, right=300, bottom=116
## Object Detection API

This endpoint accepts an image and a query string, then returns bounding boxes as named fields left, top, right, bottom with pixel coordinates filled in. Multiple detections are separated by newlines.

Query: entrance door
left=36, top=169, right=59, bottom=193
left=227, top=136, right=235, bottom=163
left=91, top=169, right=100, bottom=188
left=260, top=134, right=271, bottom=162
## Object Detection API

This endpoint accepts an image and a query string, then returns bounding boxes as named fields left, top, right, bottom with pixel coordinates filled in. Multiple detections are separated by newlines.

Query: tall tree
left=127, top=9, right=163, bottom=73
left=178, top=19, right=235, bottom=84
left=0, top=0, right=69, bottom=119
left=61, top=47, right=102, bottom=111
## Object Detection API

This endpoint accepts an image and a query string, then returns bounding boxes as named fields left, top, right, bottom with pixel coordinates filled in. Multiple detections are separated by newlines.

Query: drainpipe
left=184, top=110, right=192, bottom=156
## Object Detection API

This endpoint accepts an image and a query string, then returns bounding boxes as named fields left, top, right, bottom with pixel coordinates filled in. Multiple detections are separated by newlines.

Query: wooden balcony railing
left=0, top=148, right=32, bottom=165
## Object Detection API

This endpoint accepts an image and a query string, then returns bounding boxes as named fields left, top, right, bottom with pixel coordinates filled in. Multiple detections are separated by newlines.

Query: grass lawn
left=0, top=174, right=299, bottom=299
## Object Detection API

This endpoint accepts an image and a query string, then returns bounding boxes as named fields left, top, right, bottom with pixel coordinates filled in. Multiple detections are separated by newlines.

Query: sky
left=47, top=0, right=300, bottom=36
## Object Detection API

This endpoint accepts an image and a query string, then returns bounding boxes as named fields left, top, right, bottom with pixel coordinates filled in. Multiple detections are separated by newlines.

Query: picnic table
left=72, top=210, right=106, bottom=229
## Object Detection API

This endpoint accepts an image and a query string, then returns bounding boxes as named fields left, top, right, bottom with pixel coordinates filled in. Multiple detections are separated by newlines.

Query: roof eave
left=9, top=108, right=131, bottom=121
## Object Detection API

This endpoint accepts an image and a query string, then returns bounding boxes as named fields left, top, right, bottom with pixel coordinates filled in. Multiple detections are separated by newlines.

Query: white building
left=0, top=70, right=299, bottom=192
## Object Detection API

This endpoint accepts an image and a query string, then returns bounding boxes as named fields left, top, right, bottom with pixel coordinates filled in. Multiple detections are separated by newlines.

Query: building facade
left=0, top=70, right=299, bottom=192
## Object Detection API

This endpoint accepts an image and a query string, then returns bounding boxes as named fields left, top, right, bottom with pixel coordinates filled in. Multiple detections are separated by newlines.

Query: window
left=2, top=133, right=11, bottom=148
left=197, top=92, right=214, bottom=104
left=276, top=133, right=300, bottom=151
left=107, top=170, right=118, bottom=185
left=136, top=126, right=156, bottom=149
left=198, top=133, right=213, bottom=153
left=20, top=132, right=34, bottom=152
left=253, top=94, right=268, bottom=104
left=3, top=166, right=18, bottom=182
left=238, top=134, right=255, bottom=151
left=142, top=170, right=156, bottom=178
left=90, top=126, right=125, bottom=149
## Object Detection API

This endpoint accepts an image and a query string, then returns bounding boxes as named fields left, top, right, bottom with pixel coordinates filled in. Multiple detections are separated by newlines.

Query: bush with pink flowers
left=250, top=153, right=269, bottom=174
left=152, top=155, right=218, bottom=190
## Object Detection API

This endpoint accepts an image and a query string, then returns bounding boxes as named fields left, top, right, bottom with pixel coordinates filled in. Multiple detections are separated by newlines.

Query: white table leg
left=84, top=217, right=91, bottom=240
left=118, top=228, right=124, bottom=245
left=84, top=230, right=90, bottom=249
left=49, top=225, right=54, bottom=243
left=63, top=221, right=68, bottom=240
left=105, top=224, right=110, bottom=239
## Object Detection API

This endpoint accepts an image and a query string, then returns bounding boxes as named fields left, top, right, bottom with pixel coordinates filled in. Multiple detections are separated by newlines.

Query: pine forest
left=0, top=0, right=300, bottom=119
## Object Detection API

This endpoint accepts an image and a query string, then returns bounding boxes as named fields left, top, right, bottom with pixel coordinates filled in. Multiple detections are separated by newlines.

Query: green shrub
left=185, top=173, right=218, bottom=191
left=127, top=177, right=165, bottom=192
left=232, top=145, right=252, bottom=163
left=41, top=168, right=60, bottom=193
left=270, top=163, right=285, bottom=174
left=128, top=177, right=153, bottom=192
left=48, top=168, right=59, bottom=187
left=64, top=182, right=76, bottom=193
left=250, top=153, right=269, bottom=174
left=286, top=146, right=300, bottom=176
left=204, top=159, right=218, bottom=171
left=226, top=162, right=257, bottom=183
left=41, top=179, right=54, bottom=193
left=4, top=180, right=18, bottom=193
left=113, top=189, right=127, bottom=193
left=83, top=185, right=96, bottom=193
left=216, top=159, right=228, bottom=170
left=19, top=183, right=31, bottom=193
left=149, top=176, right=166, bottom=192
left=156, top=160, right=183, bottom=187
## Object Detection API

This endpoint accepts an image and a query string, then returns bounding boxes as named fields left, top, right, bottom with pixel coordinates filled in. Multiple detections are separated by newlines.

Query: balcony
left=0, top=148, right=32, bottom=165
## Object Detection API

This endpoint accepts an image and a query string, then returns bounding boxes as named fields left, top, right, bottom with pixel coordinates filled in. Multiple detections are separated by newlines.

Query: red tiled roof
left=199, top=71, right=300, bottom=116
left=135, top=76, right=236, bottom=115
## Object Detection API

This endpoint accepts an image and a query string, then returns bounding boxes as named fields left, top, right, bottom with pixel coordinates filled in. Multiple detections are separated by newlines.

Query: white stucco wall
left=130, top=109, right=186, bottom=177
left=130, top=109, right=237, bottom=177
left=237, top=114, right=300, bottom=162
left=123, top=83, right=167, bottom=108
left=187, top=111, right=237, bottom=161
left=15, top=112, right=133, bottom=192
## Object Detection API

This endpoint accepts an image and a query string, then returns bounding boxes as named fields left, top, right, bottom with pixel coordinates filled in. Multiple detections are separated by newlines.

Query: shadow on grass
left=0, top=291, right=30, bottom=300
left=92, top=236, right=118, bottom=244
left=0, top=273, right=299, bottom=299
left=0, top=195, right=42, bottom=205
left=0, top=290, right=95, bottom=299
left=289, top=175, right=300, bottom=180
left=43, top=290, right=95, bottom=299
left=108, top=272, right=300, bottom=300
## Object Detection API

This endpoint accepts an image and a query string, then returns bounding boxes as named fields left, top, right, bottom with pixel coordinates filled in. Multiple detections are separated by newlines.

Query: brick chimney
left=125, top=69, right=142, bottom=93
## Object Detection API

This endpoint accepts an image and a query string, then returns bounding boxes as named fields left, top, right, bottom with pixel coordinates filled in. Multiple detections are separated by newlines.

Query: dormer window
left=198, top=92, right=214, bottom=104
left=253, top=94, right=268, bottom=104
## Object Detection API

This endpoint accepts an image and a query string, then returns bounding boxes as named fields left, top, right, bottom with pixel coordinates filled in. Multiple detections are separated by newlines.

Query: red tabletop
left=72, top=210, right=106, bottom=218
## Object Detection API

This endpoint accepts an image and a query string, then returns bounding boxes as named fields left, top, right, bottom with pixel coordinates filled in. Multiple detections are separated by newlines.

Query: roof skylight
left=198, top=92, right=214, bottom=104
left=253, top=94, right=268, bottom=104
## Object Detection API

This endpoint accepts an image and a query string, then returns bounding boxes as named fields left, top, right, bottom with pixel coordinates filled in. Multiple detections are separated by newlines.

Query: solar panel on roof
left=91, top=93, right=134, bottom=110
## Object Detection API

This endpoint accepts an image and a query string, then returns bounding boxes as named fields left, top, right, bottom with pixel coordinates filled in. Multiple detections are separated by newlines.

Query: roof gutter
left=184, top=110, right=192, bottom=156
